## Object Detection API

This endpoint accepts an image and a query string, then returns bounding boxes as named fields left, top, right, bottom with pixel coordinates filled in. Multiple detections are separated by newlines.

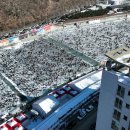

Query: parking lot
left=65, top=96, right=98, bottom=130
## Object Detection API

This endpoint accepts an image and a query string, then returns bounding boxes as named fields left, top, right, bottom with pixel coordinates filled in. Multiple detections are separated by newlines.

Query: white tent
left=68, top=70, right=102, bottom=91
left=32, top=95, right=59, bottom=118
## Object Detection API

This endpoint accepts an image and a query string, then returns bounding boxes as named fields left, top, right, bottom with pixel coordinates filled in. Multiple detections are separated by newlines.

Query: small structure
left=105, top=47, right=130, bottom=74
left=105, top=47, right=130, bottom=67
left=16, top=113, right=28, bottom=123
left=32, top=95, right=59, bottom=118
left=68, top=71, right=102, bottom=92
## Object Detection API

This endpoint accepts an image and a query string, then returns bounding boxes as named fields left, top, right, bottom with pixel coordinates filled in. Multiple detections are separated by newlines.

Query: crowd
left=0, top=78, right=19, bottom=115
left=0, top=38, right=89, bottom=97
left=49, top=19, right=130, bottom=62
left=1, top=16, right=130, bottom=115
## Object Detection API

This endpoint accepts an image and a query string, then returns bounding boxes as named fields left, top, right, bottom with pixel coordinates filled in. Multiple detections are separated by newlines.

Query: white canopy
left=70, top=70, right=102, bottom=91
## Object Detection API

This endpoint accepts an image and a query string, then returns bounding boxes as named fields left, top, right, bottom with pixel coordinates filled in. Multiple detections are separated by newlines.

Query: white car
left=77, top=109, right=87, bottom=120
left=77, top=115, right=84, bottom=120
left=79, top=109, right=86, bottom=116
left=86, top=105, right=94, bottom=113
left=77, top=113, right=86, bottom=120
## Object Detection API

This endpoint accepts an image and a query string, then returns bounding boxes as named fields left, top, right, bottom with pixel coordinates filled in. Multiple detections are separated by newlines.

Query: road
left=71, top=109, right=97, bottom=130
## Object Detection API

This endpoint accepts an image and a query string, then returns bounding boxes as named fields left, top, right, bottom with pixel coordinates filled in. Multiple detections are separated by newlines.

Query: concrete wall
left=96, top=70, right=118, bottom=130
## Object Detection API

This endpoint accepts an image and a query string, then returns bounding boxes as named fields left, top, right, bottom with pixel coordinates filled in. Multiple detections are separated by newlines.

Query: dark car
left=89, top=122, right=96, bottom=130
left=66, top=120, right=77, bottom=129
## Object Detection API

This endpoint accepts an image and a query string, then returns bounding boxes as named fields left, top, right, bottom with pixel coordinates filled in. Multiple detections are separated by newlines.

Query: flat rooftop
left=17, top=70, right=102, bottom=130
left=105, top=47, right=130, bottom=67
left=32, top=70, right=102, bottom=130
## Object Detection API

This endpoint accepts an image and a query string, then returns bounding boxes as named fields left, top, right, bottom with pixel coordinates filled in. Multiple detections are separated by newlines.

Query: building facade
left=96, top=47, right=130, bottom=130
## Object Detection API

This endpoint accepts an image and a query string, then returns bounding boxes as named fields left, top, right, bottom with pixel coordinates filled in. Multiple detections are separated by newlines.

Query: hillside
left=0, top=0, right=96, bottom=32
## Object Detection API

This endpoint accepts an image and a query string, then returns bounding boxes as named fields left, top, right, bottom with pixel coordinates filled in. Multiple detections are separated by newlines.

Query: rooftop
left=105, top=47, right=130, bottom=68
left=0, top=70, right=102, bottom=130
left=32, top=70, right=102, bottom=130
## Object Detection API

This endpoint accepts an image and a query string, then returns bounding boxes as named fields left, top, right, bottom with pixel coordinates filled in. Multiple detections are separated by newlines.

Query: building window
left=128, top=91, right=130, bottom=96
left=114, top=97, right=123, bottom=109
left=111, top=120, right=119, bottom=130
left=121, top=127, right=125, bottom=130
left=113, top=109, right=121, bottom=121
left=117, top=85, right=125, bottom=98
left=126, top=103, right=130, bottom=109
left=123, top=115, right=128, bottom=121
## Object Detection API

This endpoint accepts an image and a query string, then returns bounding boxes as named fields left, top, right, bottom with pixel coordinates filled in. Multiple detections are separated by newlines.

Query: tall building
left=96, top=47, right=130, bottom=130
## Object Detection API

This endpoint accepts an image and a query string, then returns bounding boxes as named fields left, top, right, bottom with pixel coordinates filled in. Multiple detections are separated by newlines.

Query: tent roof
left=33, top=95, right=59, bottom=114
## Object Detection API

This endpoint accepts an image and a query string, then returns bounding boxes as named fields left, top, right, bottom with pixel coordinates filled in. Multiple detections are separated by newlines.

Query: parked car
left=77, top=109, right=87, bottom=120
left=77, top=114, right=86, bottom=120
left=93, top=100, right=98, bottom=107
left=79, top=108, right=86, bottom=116
left=89, top=122, right=96, bottom=130
left=67, top=120, right=77, bottom=129
left=86, top=105, right=94, bottom=113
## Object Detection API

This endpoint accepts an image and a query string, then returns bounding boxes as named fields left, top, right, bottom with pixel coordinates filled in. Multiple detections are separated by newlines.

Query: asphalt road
left=71, top=109, right=97, bottom=130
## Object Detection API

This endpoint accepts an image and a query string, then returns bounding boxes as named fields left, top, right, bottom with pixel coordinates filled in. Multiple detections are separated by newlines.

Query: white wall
left=96, top=70, right=118, bottom=130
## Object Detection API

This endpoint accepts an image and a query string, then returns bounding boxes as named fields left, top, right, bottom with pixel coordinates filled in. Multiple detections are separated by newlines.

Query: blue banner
left=8, top=36, right=18, bottom=43
left=37, top=28, right=45, bottom=35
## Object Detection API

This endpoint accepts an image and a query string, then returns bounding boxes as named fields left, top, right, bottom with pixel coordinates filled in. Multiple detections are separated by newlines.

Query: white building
left=96, top=47, right=130, bottom=130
